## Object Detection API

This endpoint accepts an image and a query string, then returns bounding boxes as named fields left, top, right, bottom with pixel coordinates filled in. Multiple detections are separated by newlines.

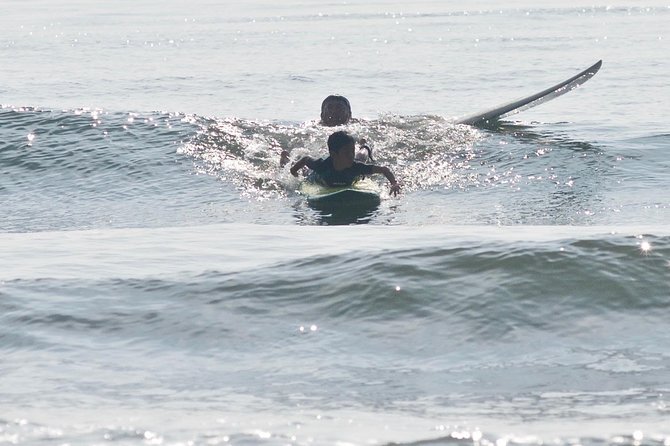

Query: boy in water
left=290, top=131, right=401, bottom=196
left=320, top=94, right=352, bottom=127
left=280, top=95, right=355, bottom=167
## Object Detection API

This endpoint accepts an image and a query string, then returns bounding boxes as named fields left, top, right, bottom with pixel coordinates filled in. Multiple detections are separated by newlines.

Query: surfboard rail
left=300, top=180, right=380, bottom=205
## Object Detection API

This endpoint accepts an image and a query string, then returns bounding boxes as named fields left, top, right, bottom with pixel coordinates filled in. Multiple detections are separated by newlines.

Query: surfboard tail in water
left=456, top=60, right=603, bottom=127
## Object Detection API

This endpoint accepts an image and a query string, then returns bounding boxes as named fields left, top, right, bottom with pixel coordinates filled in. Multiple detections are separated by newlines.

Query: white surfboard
left=456, top=60, right=602, bottom=126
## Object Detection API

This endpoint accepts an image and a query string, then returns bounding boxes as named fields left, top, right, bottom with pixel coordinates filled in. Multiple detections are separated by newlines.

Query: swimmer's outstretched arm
left=371, top=165, right=401, bottom=196
left=290, top=156, right=316, bottom=177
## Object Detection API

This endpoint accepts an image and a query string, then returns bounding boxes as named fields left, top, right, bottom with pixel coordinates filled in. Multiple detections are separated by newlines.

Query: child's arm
left=371, top=165, right=401, bottom=196
left=290, top=156, right=316, bottom=177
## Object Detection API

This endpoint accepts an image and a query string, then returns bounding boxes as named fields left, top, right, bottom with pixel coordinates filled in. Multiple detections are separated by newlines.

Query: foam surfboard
left=456, top=60, right=602, bottom=127
left=300, top=179, right=381, bottom=208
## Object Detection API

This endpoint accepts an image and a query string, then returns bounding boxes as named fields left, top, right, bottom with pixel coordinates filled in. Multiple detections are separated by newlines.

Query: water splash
left=178, top=114, right=482, bottom=200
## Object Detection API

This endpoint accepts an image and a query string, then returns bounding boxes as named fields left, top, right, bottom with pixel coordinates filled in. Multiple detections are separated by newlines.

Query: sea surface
left=1, top=1, right=669, bottom=445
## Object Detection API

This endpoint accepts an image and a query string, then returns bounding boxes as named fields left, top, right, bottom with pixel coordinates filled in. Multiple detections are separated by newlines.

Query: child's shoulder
left=307, top=156, right=330, bottom=170
left=351, top=160, right=375, bottom=173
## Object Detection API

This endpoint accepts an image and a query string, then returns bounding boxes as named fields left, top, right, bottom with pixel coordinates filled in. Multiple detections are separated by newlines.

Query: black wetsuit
left=308, top=157, right=373, bottom=187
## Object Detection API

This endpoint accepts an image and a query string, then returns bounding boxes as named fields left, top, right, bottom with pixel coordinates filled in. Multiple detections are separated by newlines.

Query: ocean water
left=1, top=1, right=670, bottom=445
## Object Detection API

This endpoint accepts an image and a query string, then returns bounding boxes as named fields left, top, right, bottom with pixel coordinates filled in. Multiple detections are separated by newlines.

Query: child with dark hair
left=320, top=95, right=352, bottom=127
left=290, top=131, right=400, bottom=196
left=279, top=94, right=358, bottom=167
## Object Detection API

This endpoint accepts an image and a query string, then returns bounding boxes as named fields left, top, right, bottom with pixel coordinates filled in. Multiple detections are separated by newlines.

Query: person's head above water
left=327, top=130, right=356, bottom=169
left=320, top=95, right=352, bottom=126
left=327, top=130, right=355, bottom=155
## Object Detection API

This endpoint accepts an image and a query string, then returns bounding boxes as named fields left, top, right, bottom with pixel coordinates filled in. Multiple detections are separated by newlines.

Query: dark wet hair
left=327, top=130, right=355, bottom=154
left=320, top=95, right=351, bottom=115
